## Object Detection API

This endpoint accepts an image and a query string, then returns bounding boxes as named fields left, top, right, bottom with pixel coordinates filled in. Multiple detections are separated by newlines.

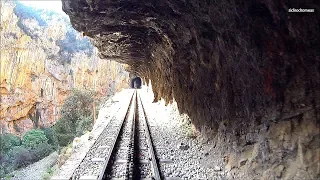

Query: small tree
left=76, top=115, right=93, bottom=136
left=8, top=146, right=32, bottom=168
left=22, top=129, right=48, bottom=149
left=53, top=117, right=75, bottom=147
left=60, top=89, right=94, bottom=124
left=53, top=89, right=95, bottom=147
left=42, top=127, right=58, bottom=149
left=0, top=134, right=21, bottom=153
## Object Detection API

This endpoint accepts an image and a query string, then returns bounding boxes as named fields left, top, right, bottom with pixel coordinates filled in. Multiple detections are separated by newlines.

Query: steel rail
left=98, top=90, right=136, bottom=180
left=126, top=90, right=137, bottom=179
left=138, top=92, right=162, bottom=180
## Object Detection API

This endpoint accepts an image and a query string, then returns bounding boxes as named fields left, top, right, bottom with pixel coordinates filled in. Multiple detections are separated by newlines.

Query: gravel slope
left=10, top=152, right=58, bottom=180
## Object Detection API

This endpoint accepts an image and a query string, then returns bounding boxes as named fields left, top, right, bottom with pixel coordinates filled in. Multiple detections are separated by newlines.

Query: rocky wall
left=62, top=0, right=319, bottom=179
left=0, top=2, right=129, bottom=135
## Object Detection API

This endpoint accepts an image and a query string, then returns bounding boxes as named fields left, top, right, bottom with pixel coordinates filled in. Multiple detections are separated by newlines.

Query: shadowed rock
left=62, top=0, right=320, bottom=179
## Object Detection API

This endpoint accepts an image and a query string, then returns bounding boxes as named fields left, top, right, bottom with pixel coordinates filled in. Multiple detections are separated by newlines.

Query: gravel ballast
left=139, top=87, right=226, bottom=179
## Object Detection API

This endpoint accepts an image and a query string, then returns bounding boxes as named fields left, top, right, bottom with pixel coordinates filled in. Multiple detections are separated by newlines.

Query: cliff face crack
left=62, top=0, right=319, bottom=130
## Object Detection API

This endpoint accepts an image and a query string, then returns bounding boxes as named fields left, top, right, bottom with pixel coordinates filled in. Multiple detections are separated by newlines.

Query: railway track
left=59, top=90, right=163, bottom=180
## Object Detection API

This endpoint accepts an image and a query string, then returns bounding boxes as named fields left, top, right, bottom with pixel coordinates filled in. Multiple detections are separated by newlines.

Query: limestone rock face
left=0, top=2, right=129, bottom=135
left=62, top=0, right=319, bottom=179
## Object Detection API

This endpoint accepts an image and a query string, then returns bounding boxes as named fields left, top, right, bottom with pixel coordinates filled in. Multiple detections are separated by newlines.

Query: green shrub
left=53, top=118, right=75, bottom=147
left=0, top=134, right=21, bottom=153
left=0, top=154, right=14, bottom=178
left=42, top=167, right=55, bottom=180
left=22, top=129, right=48, bottom=149
left=0, top=130, right=55, bottom=178
left=60, top=89, right=94, bottom=124
left=46, top=167, right=54, bottom=174
left=8, top=146, right=33, bottom=168
left=53, top=89, right=95, bottom=147
left=5, top=143, right=54, bottom=171
left=29, top=143, right=54, bottom=162
left=0, top=165, right=14, bottom=178
left=76, top=115, right=93, bottom=136
left=42, top=128, right=58, bottom=149
left=55, top=133, right=74, bottom=147
left=42, top=172, right=51, bottom=180
left=53, top=116, right=75, bottom=134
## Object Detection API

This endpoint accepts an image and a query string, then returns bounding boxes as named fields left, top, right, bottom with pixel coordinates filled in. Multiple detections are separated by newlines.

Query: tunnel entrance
left=131, top=77, right=142, bottom=89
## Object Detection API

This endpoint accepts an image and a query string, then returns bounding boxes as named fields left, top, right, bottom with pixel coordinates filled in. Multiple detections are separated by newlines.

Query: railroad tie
left=91, top=158, right=105, bottom=162
left=115, top=159, right=127, bottom=163
left=79, top=175, right=98, bottom=180
left=97, top=145, right=110, bottom=150
left=139, top=147, right=148, bottom=150
left=159, top=159, right=173, bottom=163
left=51, top=177, right=70, bottom=180
left=165, top=177, right=183, bottom=180
left=139, top=159, right=150, bottom=164
left=105, top=136, right=115, bottom=139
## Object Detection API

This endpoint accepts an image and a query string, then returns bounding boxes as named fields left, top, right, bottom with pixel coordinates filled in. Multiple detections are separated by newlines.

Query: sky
left=18, top=0, right=64, bottom=13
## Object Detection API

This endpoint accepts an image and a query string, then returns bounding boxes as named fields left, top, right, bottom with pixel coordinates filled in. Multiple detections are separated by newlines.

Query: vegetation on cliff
left=0, top=129, right=55, bottom=178
left=0, top=89, right=96, bottom=178
left=53, top=89, right=95, bottom=147
left=0, top=1, right=129, bottom=177
left=0, top=1, right=129, bottom=136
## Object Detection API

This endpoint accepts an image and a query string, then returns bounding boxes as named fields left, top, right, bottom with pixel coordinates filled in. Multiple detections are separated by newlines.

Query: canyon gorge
left=0, top=1, right=129, bottom=136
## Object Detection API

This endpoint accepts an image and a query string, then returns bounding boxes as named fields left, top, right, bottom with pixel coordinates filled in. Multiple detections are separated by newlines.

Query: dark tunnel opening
left=131, top=77, right=142, bottom=89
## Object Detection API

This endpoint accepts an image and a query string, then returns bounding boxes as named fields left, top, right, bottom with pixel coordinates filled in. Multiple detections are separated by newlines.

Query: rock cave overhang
left=62, top=0, right=320, bottom=131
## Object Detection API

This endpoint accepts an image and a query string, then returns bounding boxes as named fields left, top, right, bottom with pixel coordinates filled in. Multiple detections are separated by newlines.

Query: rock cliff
left=0, top=2, right=129, bottom=136
left=62, top=0, right=319, bottom=179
